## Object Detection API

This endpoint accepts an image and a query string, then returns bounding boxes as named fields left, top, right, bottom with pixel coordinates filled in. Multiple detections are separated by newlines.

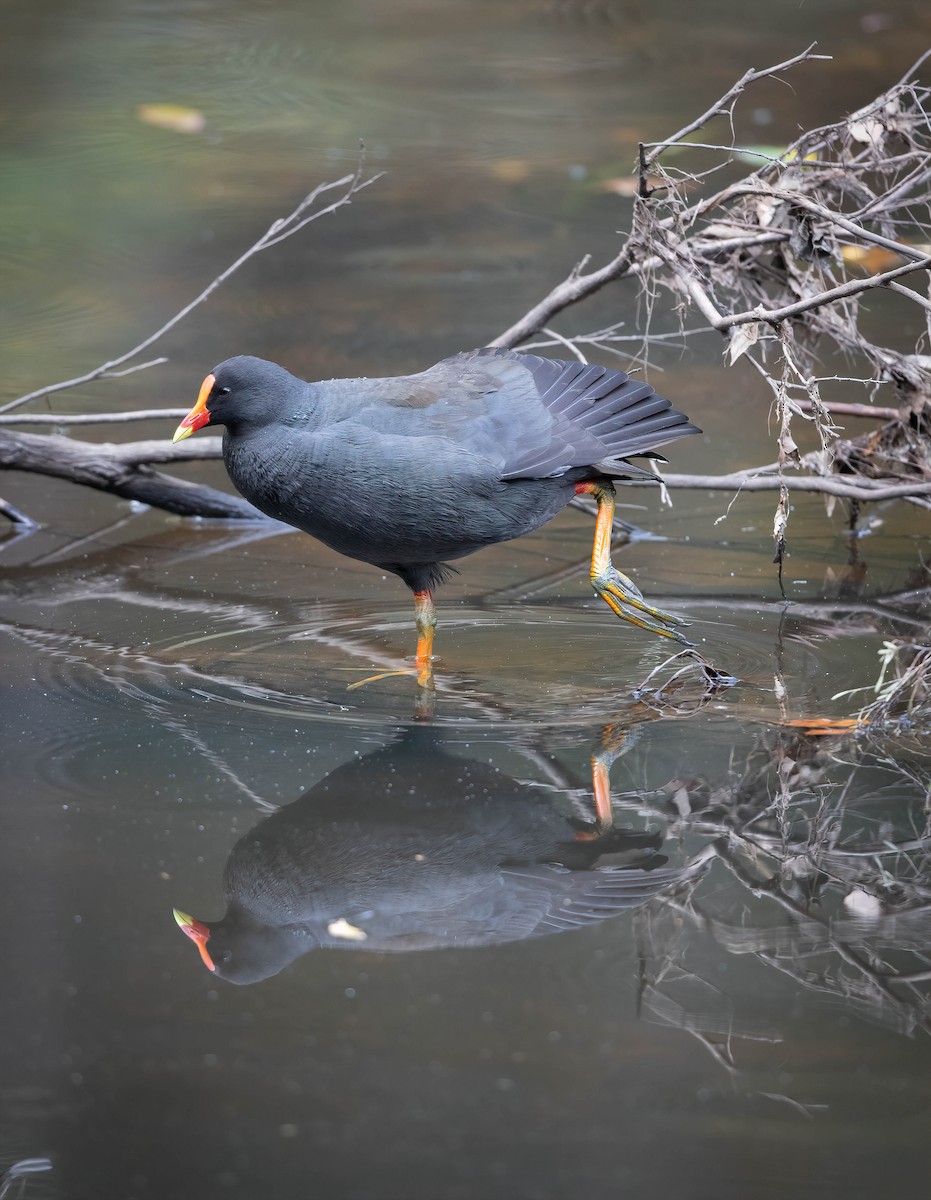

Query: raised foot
left=593, top=564, right=694, bottom=647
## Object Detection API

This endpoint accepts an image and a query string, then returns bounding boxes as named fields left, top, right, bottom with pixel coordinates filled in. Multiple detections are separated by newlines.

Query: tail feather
left=471, top=348, right=700, bottom=480
left=526, top=356, right=699, bottom=461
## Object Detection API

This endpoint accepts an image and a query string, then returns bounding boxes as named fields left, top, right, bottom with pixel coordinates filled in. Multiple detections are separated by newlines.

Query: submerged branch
left=0, top=496, right=39, bottom=528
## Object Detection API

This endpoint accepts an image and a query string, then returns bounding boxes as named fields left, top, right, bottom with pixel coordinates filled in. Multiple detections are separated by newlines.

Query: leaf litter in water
left=136, top=104, right=206, bottom=135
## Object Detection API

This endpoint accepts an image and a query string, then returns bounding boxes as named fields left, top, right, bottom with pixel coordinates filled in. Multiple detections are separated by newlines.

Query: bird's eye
left=217, top=386, right=231, bottom=397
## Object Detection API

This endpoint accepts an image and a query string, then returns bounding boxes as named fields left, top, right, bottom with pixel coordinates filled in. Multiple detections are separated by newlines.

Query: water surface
left=2, top=2, right=930, bottom=1198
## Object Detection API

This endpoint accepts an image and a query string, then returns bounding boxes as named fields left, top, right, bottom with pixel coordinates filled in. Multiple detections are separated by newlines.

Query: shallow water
left=2, top=2, right=931, bottom=1198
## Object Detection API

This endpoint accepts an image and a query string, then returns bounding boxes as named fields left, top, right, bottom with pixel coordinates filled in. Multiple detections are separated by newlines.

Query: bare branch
left=623, top=470, right=931, bottom=502
left=884, top=278, right=931, bottom=315
left=793, top=399, right=900, bottom=421
left=641, top=46, right=831, bottom=168
left=0, top=409, right=189, bottom=427
left=540, top=327, right=589, bottom=362
left=489, top=245, right=640, bottom=349
left=716, top=255, right=931, bottom=333
left=0, top=429, right=259, bottom=519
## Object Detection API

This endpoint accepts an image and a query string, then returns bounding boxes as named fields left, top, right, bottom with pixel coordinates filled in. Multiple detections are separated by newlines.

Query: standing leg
left=346, top=587, right=438, bottom=693
left=413, top=588, right=437, bottom=688
left=575, top=480, right=692, bottom=645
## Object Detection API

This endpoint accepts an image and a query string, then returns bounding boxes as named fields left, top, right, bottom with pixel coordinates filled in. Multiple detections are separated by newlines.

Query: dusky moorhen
left=173, top=348, right=700, bottom=683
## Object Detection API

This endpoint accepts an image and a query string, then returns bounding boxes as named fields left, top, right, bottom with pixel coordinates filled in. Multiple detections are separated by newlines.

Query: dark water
left=2, top=2, right=931, bottom=1198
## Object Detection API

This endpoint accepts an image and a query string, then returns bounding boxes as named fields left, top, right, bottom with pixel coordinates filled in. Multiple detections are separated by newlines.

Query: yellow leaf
left=600, top=176, right=666, bottom=197
left=601, top=177, right=639, bottom=197
left=782, top=717, right=863, bottom=735
left=781, top=148, right=818, bottom=164
left=491, top=159, right=530, bottom=184
left=136, top=104, right=206, bottom=135
left=841, top=244, right=904, bottom=273
left=327, top=918, right=367, bottom=942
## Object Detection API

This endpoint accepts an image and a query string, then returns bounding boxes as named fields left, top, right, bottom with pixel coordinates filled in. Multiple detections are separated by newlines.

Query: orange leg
left=582, top=720, right=645, bottom=835
left=575, top=480, right=692, bottom=645
left=591, top=756, right=614, bottom=828
left=413, top=588, right=437, bottom=688
left=346, top=588, right=437, bottom=692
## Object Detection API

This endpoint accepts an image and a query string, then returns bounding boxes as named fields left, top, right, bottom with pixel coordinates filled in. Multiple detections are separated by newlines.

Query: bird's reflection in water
left=174, top=725, right=699, bottom=985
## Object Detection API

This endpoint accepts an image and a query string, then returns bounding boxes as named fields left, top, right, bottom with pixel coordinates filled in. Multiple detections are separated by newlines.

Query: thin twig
left=623, top=470, right=931, bottom=502
left=793, top=399, right=900, bottom=421
left=0, top=497, right=39, bottom=528
left=0, top=409, right=189, bottom=426
left=642, top=46, right=831, bottom=168
left=489, top=244, right=639, bottom=349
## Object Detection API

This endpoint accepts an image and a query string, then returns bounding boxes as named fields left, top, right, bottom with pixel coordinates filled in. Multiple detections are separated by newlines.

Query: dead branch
left=489, top=244, right=640, bottom=352
left=0, top=409, right=189, bottom=426
left=668, top=253, right=931, bottom=335
left=490, top=47, right=832, bottom=351
left=793, top=399, right=900, bottom=422
left=640, top=46, right=832, bottom=168
left=625, top=469, right=931, bottom=502
left=0, top=429, right=256, bottom=519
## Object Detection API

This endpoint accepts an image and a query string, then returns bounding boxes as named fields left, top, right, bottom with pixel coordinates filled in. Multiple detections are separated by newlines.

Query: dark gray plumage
left=184, top=349, right=699, bottom=590
left=174, top=348, right=701, bottom=661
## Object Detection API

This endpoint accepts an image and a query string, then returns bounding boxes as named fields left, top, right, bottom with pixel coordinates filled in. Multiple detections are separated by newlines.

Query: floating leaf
left=600, top=175, right=665, bottom=197
left=326, top=918, right=367, bottom=942
left=136, top=104, right=206, bottom=135
left=841, top=244, right=904, bottom=273
left=601, top=177, right=639, bottom=197
left=491, top=158, right=530, bottom=184
left=782, top=716, right=863, bottom=735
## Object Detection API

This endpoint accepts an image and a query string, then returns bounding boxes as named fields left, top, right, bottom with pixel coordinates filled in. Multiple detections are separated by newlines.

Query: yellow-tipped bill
left=173, top=907, right=216, bottom=972
left=172, top=373, right=215, bottom=442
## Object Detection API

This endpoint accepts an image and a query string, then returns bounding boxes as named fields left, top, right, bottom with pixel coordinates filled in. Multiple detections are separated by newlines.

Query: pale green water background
left=1, top=2, right=930, bottom=1198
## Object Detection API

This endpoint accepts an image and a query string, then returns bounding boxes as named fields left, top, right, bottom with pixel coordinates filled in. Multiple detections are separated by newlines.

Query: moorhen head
left=173, top=348, right=701, bottom=684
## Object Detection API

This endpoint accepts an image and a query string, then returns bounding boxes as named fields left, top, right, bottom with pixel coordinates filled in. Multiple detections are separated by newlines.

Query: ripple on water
left=16, top=596, right=812, bottom=743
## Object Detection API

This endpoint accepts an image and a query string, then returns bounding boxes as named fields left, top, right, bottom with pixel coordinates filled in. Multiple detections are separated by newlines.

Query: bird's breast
left=221, top=427, right=574, bottom=568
